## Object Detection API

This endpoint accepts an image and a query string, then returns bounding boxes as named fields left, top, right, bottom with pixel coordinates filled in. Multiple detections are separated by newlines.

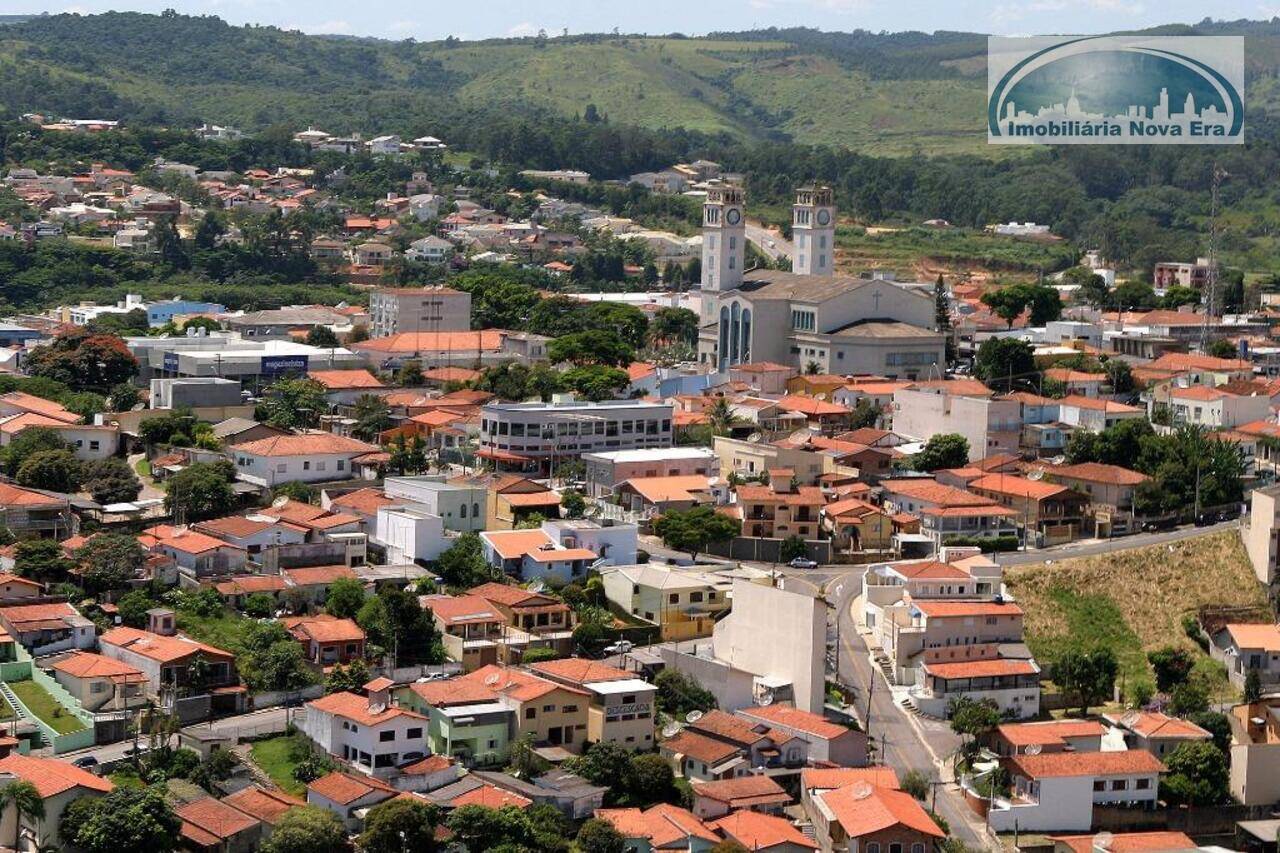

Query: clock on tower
left=792, top=185, right=835, bottom=277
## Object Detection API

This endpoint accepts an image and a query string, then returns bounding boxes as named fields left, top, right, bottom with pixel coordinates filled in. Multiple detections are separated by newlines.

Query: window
left=525, top=708, right=536, bottom=719
left=90, top=440, right=100, bottom=451
left=867, top=845, right=881, bottom=853
left=303, top=461, right=311, bottom=471
left=1093, top=780, right=1106, bottom=791
left=276, top=463, right=287, bottom=473
left=460, top=504, right=467, bottom=518
left=563, top=705, right=578, bottom=713
left=669, top=593, right=679, bottom=604
left=379, top=730, right=395, bottom=742
left=337, top=460, right=345, bottom=471
left=889, top=845, right=903, bottom=853
left=542, top=704, right=555, bottom=713
left=690, top=592, right=703, bottom=603
left=1135, top=778, right=1150, bottom=790
left=912, top=846, right=925, bottom=853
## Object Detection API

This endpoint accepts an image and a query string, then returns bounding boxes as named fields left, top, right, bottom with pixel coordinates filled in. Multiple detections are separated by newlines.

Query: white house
left=139, top=525, right=248, bottom=577
left=384, top=477, right=487, bottom=532
left=406, top=235, right=453, bottom=263
left=299, top=687, right=429, bottom=777
left=367, top=135, right=403, bottom=156
left=373, top=505, right=451, bottom=564
left=542, top=519, right=637, bottom=566
left=479, top=528, right=599, bottom=584
left=232, top=433, right=381, bottom=487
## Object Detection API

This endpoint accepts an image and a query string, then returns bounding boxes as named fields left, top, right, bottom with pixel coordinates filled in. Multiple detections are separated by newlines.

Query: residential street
left=745, top=220, right=794, bottom=261
left=992, top=518, right=1238, bottom=566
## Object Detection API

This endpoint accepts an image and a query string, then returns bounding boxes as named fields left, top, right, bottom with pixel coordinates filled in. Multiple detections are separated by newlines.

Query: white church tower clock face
left=726, top=208, right=742, bottom=225
left=792, top=185, right=835, bottom=276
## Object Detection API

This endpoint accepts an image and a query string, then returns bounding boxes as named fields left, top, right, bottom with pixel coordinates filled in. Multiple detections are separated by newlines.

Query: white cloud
left=505, top=21, right=542, bottom=37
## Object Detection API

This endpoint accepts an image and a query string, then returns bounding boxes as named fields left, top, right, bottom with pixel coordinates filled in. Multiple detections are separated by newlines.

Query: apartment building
left=735, top=474, right=824, bottom=540
left=583, top=447, right=718, bottom=497
left=479, top=399, right=674, bottom=470
left=368, top=286, right=472, bottom=338
left=892, top=384, right=1020, bottom=461
left=879, top=479, right=1019, bottom=547
left=1166, top=384, right=1271, bottom=429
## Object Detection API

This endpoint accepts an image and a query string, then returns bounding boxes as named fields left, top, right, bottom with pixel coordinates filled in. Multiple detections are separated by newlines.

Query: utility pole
left=864, top=662, right=875, bottom=764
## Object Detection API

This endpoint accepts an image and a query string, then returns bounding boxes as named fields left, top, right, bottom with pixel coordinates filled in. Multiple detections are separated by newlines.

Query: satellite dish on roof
left=528, top=579, right=546, bottom=593
left=1027, top=468, right=1045, bottom=481
left=755, top=691, right=775, bottom=707
left=1094, top=832, right=1114, bottom=852
left=850, top=782, right=874, bottom=800
left=368, top=702, right=386, bottom=715
left=272, top=495, right=289, bottom=508
left=685, top=710, right=704, bottom=724
left=1120, top=710, right=1142, bottom=728
left=1023, top=743, right=1042, bottom=756
left=661, top=723, right=681, bottom=739
left=484, top=672, right=501, bottom=686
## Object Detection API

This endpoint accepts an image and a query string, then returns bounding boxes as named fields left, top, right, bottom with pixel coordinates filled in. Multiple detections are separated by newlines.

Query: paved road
left=992, top=518, right=1238, bottom=566
left=57, top=706, right=290, bottom=764
left=745, top=221, right=793, bottom=261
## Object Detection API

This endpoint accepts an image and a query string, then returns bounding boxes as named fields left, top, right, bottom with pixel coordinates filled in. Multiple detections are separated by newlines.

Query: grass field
left=9, top=679, right=85, bottom=734
left=249, top=734, right=306, bottom=796
left=833, top=226, right=1076, bottom=282
left=176, top=609, right=250, bottom=656
left=1005, top=531, right=1267, bottom=700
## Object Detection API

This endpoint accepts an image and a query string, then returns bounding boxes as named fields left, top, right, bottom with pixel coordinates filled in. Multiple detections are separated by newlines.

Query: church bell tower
left=792, top=185, right=834, bottom=276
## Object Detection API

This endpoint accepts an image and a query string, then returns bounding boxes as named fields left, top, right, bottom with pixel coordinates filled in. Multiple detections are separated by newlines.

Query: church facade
left=696, top=185, right=946, bottom=380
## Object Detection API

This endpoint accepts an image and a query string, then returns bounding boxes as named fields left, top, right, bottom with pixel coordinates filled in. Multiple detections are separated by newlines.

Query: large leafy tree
left=360, top=798, right=441, bottom=853
left=14, top=538, right=71, bottom=580
left=1161, top=741, right=1229, bottom=806
left=974, top=338, right=1034, bottom=390
left=912, top=433, right=970, bottom=472
left=445, top=804, right=533, bottom=853
left=577, top=818, right=626, bottom=853
left=653, top=505, right=739, bottom=560
left=164, top=460, right=237, bottom=521
left=26, top=330, right=139, bottom=391
left=351, top=394, right=392, bottom=441
left=547, top=330, right=634, bottom=367
left=561, top=365, right=630, bottom=401
left=650, top=307, right=698, bottom=347
left=0, top=426, right=69, bottom=476
left=59, top=785, right=180, bottom=853
left=259, top=378, right=328, bottom=430
left=1050, top=648, right=1118, bottom=717
left=81, top=457, right=142, bottom=504
left=260, top=805, right=348, bottom=853
left=16, top=449, right=82, bottom=493
left=435, top=532, right=495, bottom=588
left=325, top=576, right=367, bottom=619
left=74, top=533, right=145, bottom=593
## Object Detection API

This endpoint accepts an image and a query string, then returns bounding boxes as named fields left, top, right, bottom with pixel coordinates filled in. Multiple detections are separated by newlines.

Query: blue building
left=147, top=300, right=226, bottom=328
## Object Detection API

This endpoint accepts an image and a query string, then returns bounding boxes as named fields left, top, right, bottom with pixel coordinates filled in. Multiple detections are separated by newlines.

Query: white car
left=789, top=557, right=819, bottom=569
left=604, top=640, right=634, bottom=655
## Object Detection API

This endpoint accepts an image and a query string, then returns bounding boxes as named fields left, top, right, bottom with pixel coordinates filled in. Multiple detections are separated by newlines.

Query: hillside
left=1005, top=531, right=1269, bottom=699
left=3, top=14, right=1280, bottom=157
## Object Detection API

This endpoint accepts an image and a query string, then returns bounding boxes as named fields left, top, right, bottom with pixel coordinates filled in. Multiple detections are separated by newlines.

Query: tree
left=243, top=593, right=274, bottom=618
left=305, top=325, right=341, bottom=348
left=653, top=506, right=739, bottom=560
left=26, top=331, right=138, bottom=391
left=650, top=307, right=699, bottom=347
left=359, top=798, right=440, bottom=853
left=974, top=338, right=1034, bottom=389
left=507, top=733, right=548, bottom=779
left=1062, top=266, right=1110, bottom=308
left=435, top=533, right=494, bottom=589
left=901, top=769, right=931, bottom=801
left=351, top=394, right=392, bottom=442
left=1168, top=680, right=1210, bottom=717
left=2, top=779, right=43, bottom=853
left=272, top=481, right=315, bottom=503
left=561, top=490, right=586, bottom=519
left=1206, top=338, right=1237, bottom=360
left=1190, top=711, right=1232, bottom=753
left=81, top=457, right=142, bottom=504
left=325, top=577, right=366, bottom=619
left=1103, top=358, right=1134, bottom=394
left=849, top=398, right=880, bottom=430
left=165, top=461, right=237, bottom=521
left=1050, top=648, right=1118, bottom=717
left=913, top=433, right=970, bottom=472
left=74, top=533, right=145, bottom=592
left=561, top=365, right=629, bottom=401
left=780, top=535, right=807, bottom=562
left=548, top=330, right=634, bottom=367
left=59, top=785, right=180, bottom=853
left=117, top=589, right=160, bottom=627
left=108, top=382, right=141, bottom=412
left=1147, top=646, right=1195, bottom=693
left=1245, top=668, right=1263, bottom=703
left=576, top=818, right=626, bottom=853
left=446, top=804, right=532, bottom=853
left=260, top=805, right=349, bottom=853
left=325, top=659, right=371, bottom=694
left=1, top=427, right=69, bottom=476
left=397, top=359, right=425, bottom=387
left=237, top=621, right=320, bottom=693
left=1161, top=741, right=1229, bottom=806
left=948, top=696, right=1001, bottom=762
left=654, top=669, right=717, bottom=717
left=980, top=286, right=1030, bottom=328
left=16, top=449, right=82, bottom=493
left=14, top=538, right=71, bottom=580
left=629, top=753, right=677, bottom=806
left=706, top=398, right=741, bottom=436
left=260, top=378, right=328, bottom=429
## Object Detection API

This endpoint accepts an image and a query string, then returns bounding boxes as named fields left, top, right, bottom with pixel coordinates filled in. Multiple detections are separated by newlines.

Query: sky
left=22, top=1, right=1280, bottom=42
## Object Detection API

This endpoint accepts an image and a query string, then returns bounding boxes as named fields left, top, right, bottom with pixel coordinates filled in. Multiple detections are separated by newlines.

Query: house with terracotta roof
left=0, top=600, right=94, bottom=655
left=213, top=573, right=289, bottom=608
left=0, top=753, right=113, bottom=848
left=583, top=447, right=720, bottom=498
left=323, top=487, right=395, bottom=527
left=729, top=362, right=798, bottom=395
left=307, top=368, right=386, bottom=404
left=736, top=703, right=867, bottom=766
left=968, top=473, right=1090, bottom=546
left=616, top=475, right=727, bottom=515
left=595, top=802, right=720, bottom=852
left=1163, top=383, right=1271, bottom=430
left=808, top=782, right=943, bottom=853
left=1043, top=368, right=1107, bottom=398
left=299, top=687, right=428, bottom=777
left=798, top=767, right=900, bottom=818
left=177, top=796, right=262, bottom=853
left=879, top=479, right=1018, bottom=547
left=479, top=528, right=599, bottom=584
left=51, top=650, right=148, bottom=712
left=0, top=573, right=42, bottom=603
left=528, top=658, right=657, bottom=751
left=457, top=663, right=590, bottom=753
left=138, top=524, right=248, bottom=577
left=710, top=810, right=817, bottom=853
left=820, top=496, right=893, bottom=552
left=231, top=432, right=381, bottom=487
left=306, top=770, right=398, bottom=830
left=1038, top=461, right=1150, bottom=537
left=193, top=514, right=309, bottom=554
left=0, top=481, right=76, bottom=539
left=468, top=581, right=576, bottom=652
left=282, top=614, right=366, bottom=666
left=395, top=678, right=514, bottom=767
left=978, top=749, right=1165, bottom=832
left=735, top=477, right=822, bottom=540
left=1212, top=622, right=1280, bottom=691
left=1056, top=395, right=1145, bottom=431
left=99, top=626, right=237, bottom=698
left=280, top=564, right=360, bottom=607
left=447, top=472, right=561, bottom=530
left=660, top=709, right=808, bottom=783
left=987, top=719, right=1105, bottom=757
left=860, top=552, right=1004, bottom=638
left=257, top=499, right=365, bottom=540
left=421, top=594, right=505, bottom=671
left=1048, top=831, right=1197, bottom=853
left=599, top=563, right=730, bottom=641
left=690, top=774, right=791, bottom=819
left=1103, top=711, right=1211, bottom=758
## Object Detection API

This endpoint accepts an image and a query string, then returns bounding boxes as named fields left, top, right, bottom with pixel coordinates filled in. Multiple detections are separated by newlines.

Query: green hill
left=3, top=13, right=1279, bottom=157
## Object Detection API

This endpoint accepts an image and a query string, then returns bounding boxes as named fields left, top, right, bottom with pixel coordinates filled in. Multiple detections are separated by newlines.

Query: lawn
left=1006, top=531, right=1268, bottom=702
left=249, top=734, right=306, bottom=796
left=176, top=609, right=251, bottom=656
left=9, top=679, right=85, bottom=734
left=134, top=458, right=151, bottom=477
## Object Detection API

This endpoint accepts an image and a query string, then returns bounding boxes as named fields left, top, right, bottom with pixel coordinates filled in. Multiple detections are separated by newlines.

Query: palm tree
left=3, top=779, right=44, bottom=852
left=706, top=398, right=740, bottom=437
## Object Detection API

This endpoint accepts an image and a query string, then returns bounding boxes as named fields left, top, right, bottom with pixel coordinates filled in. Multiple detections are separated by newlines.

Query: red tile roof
left=449, top=783, right=532, bottom=810
left=690, top=774, right=790, bottom=806
left=1049, top=832, right=1198, bottom=853
left=177, top=797, right=260, bottom=845
left=736, top=704, right=851, bottom=741
left=527, top=658, right=635, bottom=684
left=329, top=488, right=394, bottom=515
left=0, top=482, right=66, bottom=508
left=220, top=786, right=305, bottom=825
left=996, top=720, right=1105, bottom=747
left=1008, top=750, right=1165, bottom=779
left=283, top=614, right=366, bottom=644
left=801, top=767, right=900, bottom=791
left=281, top=565, right=358, bottom=587
left=460, top=664, right=584, bottom=702
left=709, top=810, right=817, bottom=851
left=819, top=784, right=944, bottom=839
left=306, top=690, right=425, bottom=727
left=232, top=433, right=380, bottom=457
left=308, top=369, right=385, bottom=390
left=0, top=754, right=113, bottom=798
left=925, top=659, right=1038, bottom=679
left=660, top=730, right=743, bottom=765
left=100, top=626, right=234, bottom=664
left=595, top=803, right=719, bottom=847
left=1116, top=712, right=1211, bottom=741
left=912, top=600, right=1024, bottom=618
left=307, top=771, right=397, bottom=805
left=353, top=330, right=507, bottom=354
left=1041, top=462, right=1149, bottom=486
left=52, top=651, right=146, bottom=682
left=423, top=594, right=503, bottom=627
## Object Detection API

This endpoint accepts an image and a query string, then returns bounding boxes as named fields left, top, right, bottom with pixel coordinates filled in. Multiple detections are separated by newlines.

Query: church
left=696, top=185, right=946, bottom=380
